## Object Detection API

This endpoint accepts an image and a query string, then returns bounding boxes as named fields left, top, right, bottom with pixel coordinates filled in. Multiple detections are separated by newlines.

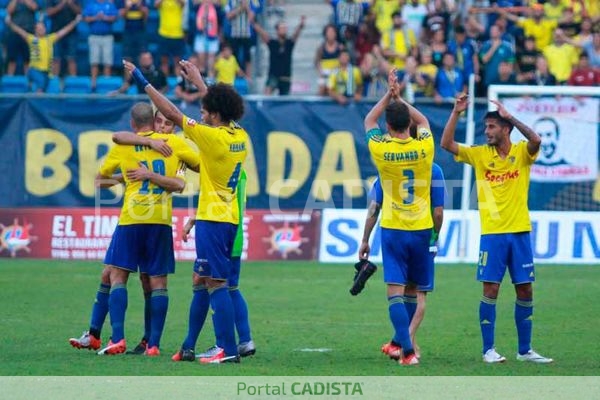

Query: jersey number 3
left=402, top=169, right=415, bottom=205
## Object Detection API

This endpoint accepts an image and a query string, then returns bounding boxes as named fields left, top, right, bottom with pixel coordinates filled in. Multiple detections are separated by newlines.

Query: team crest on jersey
left=186, top=118, right=197, bottom=126
left=263, top=222, right=308, bottom=259
left=0, top=218, right=37, bottom=258
left=509, top=156, right=516, bottom=164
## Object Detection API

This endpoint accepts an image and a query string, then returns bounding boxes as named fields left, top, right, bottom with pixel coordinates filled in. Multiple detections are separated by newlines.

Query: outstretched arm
left=124, top=59, right=184, bottom=127
left=292, top=16, right=306, bottom=42
left=112, top=131, right=173, bottom=157
left=250, top=17, right=270, bottom=44
left=56, top=14, right=82, bottom=41
left=4, top=16, right=29, bottom=41
left=441, top=93, right=468, bottom=155
left=490, top=99, right=541, bottom=155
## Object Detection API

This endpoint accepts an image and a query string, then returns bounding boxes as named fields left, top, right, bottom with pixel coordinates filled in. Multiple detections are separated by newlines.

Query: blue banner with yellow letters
left=1, top=96, right=480, bottom=209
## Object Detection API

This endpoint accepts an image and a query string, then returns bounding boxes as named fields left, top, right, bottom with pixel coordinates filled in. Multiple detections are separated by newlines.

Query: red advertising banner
left=0, top=208, right=320, bottom=261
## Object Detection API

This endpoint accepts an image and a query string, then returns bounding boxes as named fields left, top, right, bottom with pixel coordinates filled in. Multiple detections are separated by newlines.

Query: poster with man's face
left=504, top=96, right=598, bottom=183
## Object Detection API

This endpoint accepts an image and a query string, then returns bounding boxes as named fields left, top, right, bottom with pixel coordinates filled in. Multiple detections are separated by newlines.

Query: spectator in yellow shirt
left=328, top=49, right=363, bottom=105
left=543, top=0, right=565, bottom=21
left=500, top=4, right=557, bottom=50
left=543, top=28, right=579, bottom=83
left=5, top=14, right=81, bottom=92
left=381, top=11, right=417, bottom=71
left=213, top=43, right=247, bottom=85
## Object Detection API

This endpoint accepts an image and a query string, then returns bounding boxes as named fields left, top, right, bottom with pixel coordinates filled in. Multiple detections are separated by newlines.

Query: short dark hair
left=484, top=111, right=513, bottom=132
left=131, top=102, right=154, bottom=127
left=385, top=102, right=410, bottom=133
left=202, top=83, right=245, bottom=123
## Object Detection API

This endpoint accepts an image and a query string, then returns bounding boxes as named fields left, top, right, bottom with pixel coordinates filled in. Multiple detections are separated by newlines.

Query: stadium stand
left=0, top=75, right=28, bottom=93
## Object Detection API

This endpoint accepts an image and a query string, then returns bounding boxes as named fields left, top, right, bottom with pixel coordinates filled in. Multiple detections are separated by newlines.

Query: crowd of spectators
left=317, top=0, right=600, bottom=104
left=1, top=0, right=599, bottom=97
left=0, top=0, right=282, bottom=93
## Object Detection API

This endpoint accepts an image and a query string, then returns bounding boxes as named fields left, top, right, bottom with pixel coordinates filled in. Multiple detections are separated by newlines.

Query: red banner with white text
left=0, top=208, right=320, bottom=261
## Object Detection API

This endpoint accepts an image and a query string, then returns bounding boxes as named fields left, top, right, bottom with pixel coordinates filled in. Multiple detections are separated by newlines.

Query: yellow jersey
left=182, top=117, right=248, bottom=224
left=517, top=19, right=557, bottom=50
left=373, top=0, right=399, bottom=33
left=214, top=56, right=241, bottom=85
left=381, top=28, right=417, bottom=69
left=158, top=0, right=184, bottom=39
left=27, top=33, right=57, bottom=72
left=328, top=66, right=363, bottom=97
left=368, top=127, right=434, bottom=231
left=456, top=141, right=538, bottom=234
left=99, top=132, right=199, bottom=226
left=543, top=43, right=579, bottom=82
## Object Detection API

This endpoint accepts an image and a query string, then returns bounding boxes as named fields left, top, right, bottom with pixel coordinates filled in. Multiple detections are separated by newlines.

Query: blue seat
left=63, top=76, right=92, bottom=93
left=0, top=75, right=29, bottom=93
left=46, top=77, right=62, bottom=93
left=234, top=77, right=249, bottom=95
left=96, top=76, right=123, bottom=94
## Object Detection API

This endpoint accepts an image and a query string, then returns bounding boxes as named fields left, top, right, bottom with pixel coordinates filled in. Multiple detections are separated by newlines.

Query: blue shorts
left=477, top=232, right=535, bottom=284
left=229, top=256, right=242, bottom=288
left=158, top=36, right=186, bottom=59
left=104, top=224, right=175, bottom=277
left=381, top=228, right=432, bottom=288
left=193, top=220, right=237, bottom=281
left=27, top=68, right=49, bottom=92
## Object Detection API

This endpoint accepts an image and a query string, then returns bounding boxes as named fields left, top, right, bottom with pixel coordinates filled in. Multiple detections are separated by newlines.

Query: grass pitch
left=1, top=259, right=598, bottom=376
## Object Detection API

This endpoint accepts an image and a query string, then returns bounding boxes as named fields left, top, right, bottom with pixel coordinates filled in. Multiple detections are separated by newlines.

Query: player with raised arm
left=441, top=93, right=552, bottom=364
left=125, top=56, right=248, bottom=363
left=360, top=146, right=445, bottom=359
left=363, top=69, right=435, bottom=366
left=173, top=169, right=255, bottom=362
left=93, top=103, right=198, bottom=356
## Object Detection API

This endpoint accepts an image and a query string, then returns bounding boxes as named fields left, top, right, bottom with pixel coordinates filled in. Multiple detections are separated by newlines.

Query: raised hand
left=122, top=59, right=137, bottom=74
left=453, top=92, right=469, bottom=113
left=489, top=99, right=512, bottom=119
left=179, top=59, right=203, bottom=85
left=388, top=68, right=400, bottom=99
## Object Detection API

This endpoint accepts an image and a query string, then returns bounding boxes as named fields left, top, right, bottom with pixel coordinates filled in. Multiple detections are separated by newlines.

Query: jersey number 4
left=139, top=160, right=166, bottom=194
left=227, top=162, right=242, bottom=194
